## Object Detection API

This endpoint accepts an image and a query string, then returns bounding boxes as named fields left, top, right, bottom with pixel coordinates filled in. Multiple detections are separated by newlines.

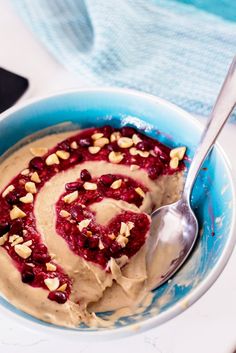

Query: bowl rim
left=0, top=87, right=235, bottom=340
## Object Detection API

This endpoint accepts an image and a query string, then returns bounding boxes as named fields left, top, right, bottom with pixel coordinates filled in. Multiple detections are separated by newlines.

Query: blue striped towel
left=12, top=0, right=236, bottom=117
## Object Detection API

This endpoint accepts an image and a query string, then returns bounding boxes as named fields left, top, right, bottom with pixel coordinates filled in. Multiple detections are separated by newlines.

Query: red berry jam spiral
left=0, top=126, right=185, bottom=304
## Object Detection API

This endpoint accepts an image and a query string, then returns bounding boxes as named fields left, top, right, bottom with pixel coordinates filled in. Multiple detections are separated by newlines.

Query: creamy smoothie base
left=0, top=125, right=185, bottom=328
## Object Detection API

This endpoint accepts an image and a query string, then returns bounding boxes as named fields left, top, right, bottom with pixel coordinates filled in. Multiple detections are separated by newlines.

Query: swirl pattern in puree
left=0, top=125, right=185, bottom=327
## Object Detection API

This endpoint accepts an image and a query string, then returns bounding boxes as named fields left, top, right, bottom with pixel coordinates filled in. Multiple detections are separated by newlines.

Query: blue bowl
left=0, top=88, right=235, bottom=339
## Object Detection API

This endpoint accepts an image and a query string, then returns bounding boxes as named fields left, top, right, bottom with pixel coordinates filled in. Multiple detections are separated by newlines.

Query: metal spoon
left=148, top=56, right=236, bottom=289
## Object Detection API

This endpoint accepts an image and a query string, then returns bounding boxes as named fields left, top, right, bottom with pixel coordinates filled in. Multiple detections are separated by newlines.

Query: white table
left=1, top=1, right=236, bottom=352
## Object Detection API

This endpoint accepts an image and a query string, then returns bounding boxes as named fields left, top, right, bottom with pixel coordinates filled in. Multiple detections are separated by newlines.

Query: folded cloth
left=12, top=0, right=236, bottom=117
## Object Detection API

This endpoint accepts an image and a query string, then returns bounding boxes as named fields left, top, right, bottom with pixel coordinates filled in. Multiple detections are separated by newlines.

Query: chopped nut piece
left=110, top=131, right=121, bottom=142
left=119, top=222, right=127, bottom=235
left=23, top=240, right=33, bottom=247
left=125, top=227, right=130, bottom=237
left=127, top=221, right=135, bottom=231
left=14, top=244, right=32, bottom=259
left=63, top=191, right=78, bottom=204
left=21, top=169, right=30, bottom=176
left=94, top=137, right=109, bottom=148
left=10, top=206, right=26, bottom=220
left=10, top=235, right=24, bottom=246
left=83, top=182, right=97, bottom=191
left=122, top=222, right=134, bottom=237
left=45, top=153, right=60, bottom=166
left=30, top=147, right=48, bottom=157
left=170, top=157, right=179, bottom=169
left=170, top=146, right=186, bottom=161
left=116, top=234, right=129, bottom=248
left=108, top=151, right=123, bottom=164
left=25, top=181, right=37, bottom=194
left=31, top=172, right=41, bottom=183
left=44, top=277, right=60, bottom=291
left=46, top=263, right=57, bottom=272
left=70, top=141, right=78, bottom=149
left=130, top=164, right=140, bottom=171
left=98, top=239, right=105, bottom=250
left=110, top=179, right=122, bottom=190
left=57, top=283, right=67, bottom=292
left=132, top=134, right=142, bottom=145
left=20, top=193, right=34, bottom=204
left=11, top=238, right=23, bottom=246
left=117, top=137, right=133, bottom=148
left=2, top=185, right=15, bottom=198
left=59, top=210, right=71, bottom=218
left=129, top=147, right=138, bottom=156
left=78, top=219, right=91, bottom=232
left=92, top=132, right=104, bottom=140
left=56, top=150, right=70, bottom=160
left=135, top=187, right=145, bottom=198
left=88, top=146, right=101, bottom=154
left=22, top=230, right=27, bottom=236
left=0, top=233, right=8, bottom=246
left=9, top=235, right=20, bottom=243
left=137, top=150, right=149, bottom=158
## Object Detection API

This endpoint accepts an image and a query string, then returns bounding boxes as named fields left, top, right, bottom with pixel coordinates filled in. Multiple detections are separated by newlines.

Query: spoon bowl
left=148, top=199, right=198, bottom=289
left=149, top=56, right=236, bottom=290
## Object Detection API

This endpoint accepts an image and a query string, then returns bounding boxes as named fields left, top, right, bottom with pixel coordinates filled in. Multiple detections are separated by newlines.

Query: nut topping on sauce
left=20, top=193, right=34, bottom=204
left=169, top=157, right=179, bottom=169
left=10, top=206, right=26, bottom=220
left=78, top=219, right=91, bottom=232
left=14, top=244, right=32, bottom=259
left=108, top=151, right=123, bottom=164
left=57, top=283, right=67, bottom=292
left=2, top=185, right=15, bottom=198
left=70, top=141, right=78, bottom=149
left=46, top=153, right=60, bottom=166
left=63, top=191, right=78, bottom=204
left=83, top=182, right=97, bottom=191
left=94, top=137, right=109, bottom=148
left=30, top=172, right=41, bottom=183
left=44, top=277, right=60, bottom=291
left=110, top=179, right=122, bottom=189
left=46, top=263, right=57, bottom=272
left=135, top=187, right=145, bottom=198
left=59, top=210, right=71, bottom=218
left=110, top=131, right=121, bottom=142
left=88, top=146, right=101, bottom=154
left=117, top=137, right=133, bottom=149
left=170, top=146, right=186, bottom=160
left=138, top=150, right=149, bottom=158
left=25, top=181, right=37, bottom=194
left=91, top=132, right=104, bottom=140
left=56, top=150, right=70, bottom=160
left=116, top=234, right=129, bottom=247
left=132, top=134, right=142, bottom=145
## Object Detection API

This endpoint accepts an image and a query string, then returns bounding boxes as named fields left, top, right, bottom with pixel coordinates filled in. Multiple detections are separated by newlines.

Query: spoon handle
left=183, top=56, right=236, bottom=202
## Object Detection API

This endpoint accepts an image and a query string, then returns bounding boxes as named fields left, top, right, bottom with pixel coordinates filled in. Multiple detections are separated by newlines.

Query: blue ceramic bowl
left=0, top=88, right=235, bottom=339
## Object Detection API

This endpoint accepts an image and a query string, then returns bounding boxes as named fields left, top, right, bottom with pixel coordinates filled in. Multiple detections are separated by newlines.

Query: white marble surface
left=0, top=1, right=236, bottom=352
